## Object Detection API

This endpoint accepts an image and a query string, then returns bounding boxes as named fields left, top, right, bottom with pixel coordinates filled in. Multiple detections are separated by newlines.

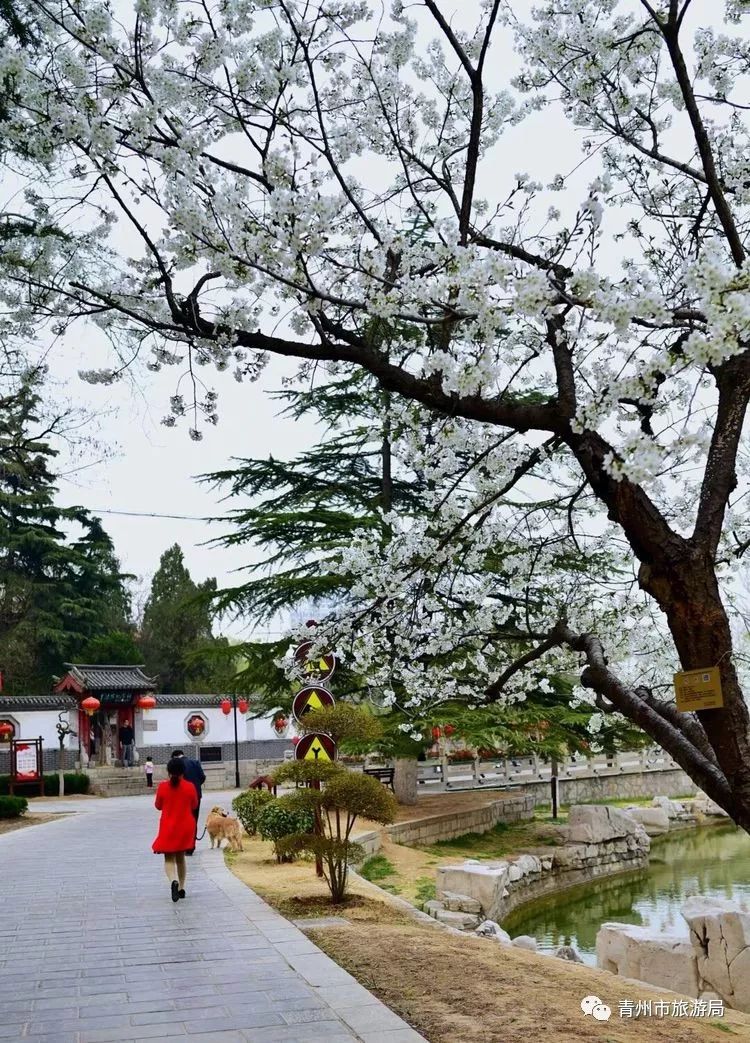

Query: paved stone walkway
left=0, top=793, right=426, bottom=1043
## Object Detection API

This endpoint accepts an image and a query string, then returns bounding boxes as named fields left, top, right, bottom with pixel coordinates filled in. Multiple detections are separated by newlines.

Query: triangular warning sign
left=305, top=689, right=325, bottom=712
left=304, top=739, right=332, bottom=761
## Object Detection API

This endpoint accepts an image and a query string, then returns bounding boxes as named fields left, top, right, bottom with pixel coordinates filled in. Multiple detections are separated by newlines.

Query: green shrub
left=0, top=795, right=28, bottom=819
left=258, top=796, right=315, bottom=862
left=275, top=770, right=398, bottom=903
left=0, top=773, right=89, bottom=796
left=232, top=789, right=275, bottom=835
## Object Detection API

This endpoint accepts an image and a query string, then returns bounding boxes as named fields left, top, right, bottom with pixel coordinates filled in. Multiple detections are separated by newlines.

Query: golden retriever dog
left=205, top=806, right=244, bottom=852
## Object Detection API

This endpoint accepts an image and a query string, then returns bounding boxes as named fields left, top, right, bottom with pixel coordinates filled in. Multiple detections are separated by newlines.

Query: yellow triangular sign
left=305, top=690, right=325, bottom=712
left=304, top=739, right=332, bottom=762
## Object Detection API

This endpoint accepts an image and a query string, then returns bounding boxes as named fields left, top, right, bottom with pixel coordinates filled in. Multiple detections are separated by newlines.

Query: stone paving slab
left=1, top=791, right=428, bottom=1042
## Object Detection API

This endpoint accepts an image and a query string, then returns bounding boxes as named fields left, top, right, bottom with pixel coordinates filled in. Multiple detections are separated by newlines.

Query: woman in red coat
left=153, top=757, right=198, bottom=902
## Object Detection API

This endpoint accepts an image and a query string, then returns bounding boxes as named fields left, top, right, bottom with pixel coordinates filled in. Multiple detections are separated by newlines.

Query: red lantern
left=81, top=696, right=100, bottom=717
left=136, top=694, right=157, bottom=711
left=220, top=698, right=232, bottom=716
left=274, top=716, right=287, bottom=733
left=444, top=724, right=456, bottom=737
left=0, top=721, right=13, bottom=743
left=238, top=698, right=249, bottom=715
left=291, top=735, right=300, bottom=746
left=431, top=726, right=442, bottom=741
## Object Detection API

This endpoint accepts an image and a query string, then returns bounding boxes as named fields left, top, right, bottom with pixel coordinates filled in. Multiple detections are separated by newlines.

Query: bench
left=363, top=766, right=395, bottom=791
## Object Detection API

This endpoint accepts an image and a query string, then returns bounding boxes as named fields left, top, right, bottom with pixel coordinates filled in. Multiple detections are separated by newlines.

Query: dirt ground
left=227, top=833, right=750, bottom=1043
left=312, top=917, right=750, bottom=1043
left=0, top=812, right=66, bottom=835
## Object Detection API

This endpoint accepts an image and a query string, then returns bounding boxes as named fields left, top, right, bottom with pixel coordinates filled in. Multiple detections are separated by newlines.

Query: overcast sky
left=49, top=345, right=318, bottom=639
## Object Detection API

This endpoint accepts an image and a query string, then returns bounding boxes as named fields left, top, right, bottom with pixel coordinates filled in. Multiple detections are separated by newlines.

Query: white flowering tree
left=4, top=0, right=750, bottom=825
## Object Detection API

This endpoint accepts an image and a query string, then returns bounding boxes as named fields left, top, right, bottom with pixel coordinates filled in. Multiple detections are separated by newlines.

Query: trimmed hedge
left=232, top=789, right=275, bottom=836
left=258, top=798, right=315, bottom=862
left=0, top=795, right=28, bottom=819
left=0, top=773, right=90, bottom=796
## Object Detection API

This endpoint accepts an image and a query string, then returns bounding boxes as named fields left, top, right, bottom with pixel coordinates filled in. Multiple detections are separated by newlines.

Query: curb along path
left=0, top=795, right=427, bottom=1043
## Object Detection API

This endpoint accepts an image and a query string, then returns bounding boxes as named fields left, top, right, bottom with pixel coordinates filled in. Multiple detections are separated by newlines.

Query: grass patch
left=360, top=853, right=398, bottom=882
left=414, top=877, right=436, bottom=906
left=422, top=818, right=565, bottom=859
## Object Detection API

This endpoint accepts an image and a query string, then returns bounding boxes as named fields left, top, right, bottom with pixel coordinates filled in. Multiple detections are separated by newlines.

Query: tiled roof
left=62, top=664, right=157, bottom=692
left=0, top=694, right=76, bottom=711
left=147, top=694, right=226, bottom=708
left=2, top=692, right=230, bottom=710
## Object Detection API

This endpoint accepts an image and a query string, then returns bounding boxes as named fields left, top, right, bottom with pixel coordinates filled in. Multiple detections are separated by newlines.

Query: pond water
left=503, top=824, right=750, bottom=966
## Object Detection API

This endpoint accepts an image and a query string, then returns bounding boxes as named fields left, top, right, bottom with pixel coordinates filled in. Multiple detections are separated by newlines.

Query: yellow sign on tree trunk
left=674, top=667, right=724, bottom=712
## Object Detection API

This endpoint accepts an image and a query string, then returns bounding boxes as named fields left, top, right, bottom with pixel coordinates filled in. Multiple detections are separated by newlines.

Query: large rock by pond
left=682, top=896, right=750, bottom=1012
left=596, top=897, right=750, bottom=1013
left=622, top=805, right=670, bottom=835
left=597, top=923, right=699, bottom=996
left=566, top=804, right=644, bottom=844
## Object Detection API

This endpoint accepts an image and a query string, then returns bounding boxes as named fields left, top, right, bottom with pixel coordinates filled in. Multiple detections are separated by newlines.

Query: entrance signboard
left=9, top=737, right=44, bottom=796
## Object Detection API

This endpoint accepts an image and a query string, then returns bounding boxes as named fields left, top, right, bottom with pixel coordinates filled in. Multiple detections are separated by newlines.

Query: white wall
left=0, top=710, right=79, bottom=749
left=0, top=706, right=295, bottom=751
left=135, top=707, right=295, bottom=747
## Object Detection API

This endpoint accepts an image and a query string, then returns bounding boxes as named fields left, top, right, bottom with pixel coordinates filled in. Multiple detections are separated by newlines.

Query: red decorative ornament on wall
left=220, top=698, right=232, bottom=716
left=186, top=714, right=206, bottom=738
left=238, top=698, right=249, bottom=715
left=431, top=725, right=442, bottom=741
left=291, top=735, right=300, bottom=746
left=443, top=724, right=456, bottom=737
left=136, top=694, right=157, bottom=711
left=0, top=721, right=13, bottom=742
left=274, top=716, right=288, bottom=734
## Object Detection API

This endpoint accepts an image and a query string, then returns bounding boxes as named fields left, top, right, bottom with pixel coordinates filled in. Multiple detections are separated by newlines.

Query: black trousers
left=187, top=801, right=201, bottom=856
left=146, top=775, right=153, bottom=787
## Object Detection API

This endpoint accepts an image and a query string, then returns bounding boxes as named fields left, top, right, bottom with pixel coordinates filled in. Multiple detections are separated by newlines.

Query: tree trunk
left=58, top=739, right=65, bottom=797
left=393, top=757, right=418, bottom=805
left=638, top=558, right=750, bottom=829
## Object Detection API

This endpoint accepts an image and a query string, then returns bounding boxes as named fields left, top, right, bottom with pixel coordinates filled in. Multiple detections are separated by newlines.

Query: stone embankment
left=425, top=804, right=650, bottom=929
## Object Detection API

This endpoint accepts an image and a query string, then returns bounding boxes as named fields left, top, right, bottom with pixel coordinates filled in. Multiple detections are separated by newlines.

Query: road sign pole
left=311, top=777, right=324, bottom=877
left=232, top=697, right=240, bottom=789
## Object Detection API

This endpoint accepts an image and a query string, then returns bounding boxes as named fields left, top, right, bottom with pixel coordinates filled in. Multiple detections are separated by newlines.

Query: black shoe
left=178, top=889, right=186, bottom=899
left=171, top=880, right=179, bottom=903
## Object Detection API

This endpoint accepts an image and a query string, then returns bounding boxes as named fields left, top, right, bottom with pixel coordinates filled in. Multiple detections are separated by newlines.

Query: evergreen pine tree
left=0, top=371, right=132, bottom=691
left=139, top=543, right=231, bottom=693
left=202, top=372, right=420, bottom=704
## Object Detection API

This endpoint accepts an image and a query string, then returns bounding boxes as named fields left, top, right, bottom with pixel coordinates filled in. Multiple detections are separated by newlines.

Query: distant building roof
left=1, top=692, right=227, bottom=711
left=55, top=664, right=157, bottom=693
left=0, top=694, right=76, bottom=712
left=152, top=694, right=226, bottom=708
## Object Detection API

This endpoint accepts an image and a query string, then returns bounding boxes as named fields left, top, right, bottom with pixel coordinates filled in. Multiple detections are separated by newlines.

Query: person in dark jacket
left=171, top=750, right=205, bottom=854
left=119, top=720, right=135, bottom=767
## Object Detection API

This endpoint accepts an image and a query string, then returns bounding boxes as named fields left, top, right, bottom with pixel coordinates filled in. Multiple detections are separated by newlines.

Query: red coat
left=152, top=778, right=198, bottom=853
